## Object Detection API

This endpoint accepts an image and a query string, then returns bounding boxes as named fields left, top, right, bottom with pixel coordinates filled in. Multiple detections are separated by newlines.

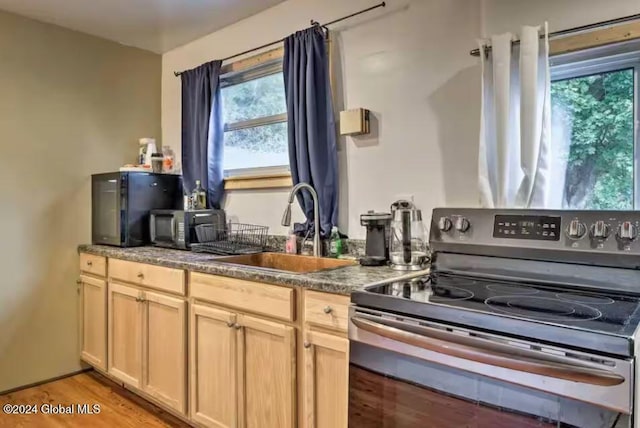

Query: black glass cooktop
left=366, top=274, right=640, bottom=337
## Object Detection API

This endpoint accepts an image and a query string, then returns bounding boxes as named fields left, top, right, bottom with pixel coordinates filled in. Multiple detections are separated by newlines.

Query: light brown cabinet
left=108, top=281, right=143, bottom=387
left=190, top=304, right=238, bottom=428
left=80, top=254, right=352, bottom=427
left=190, top=304, right=296, bottom=428
left=303, top=330, right=349, bottom=428
left=107, top=280, right=187, bottom=415
left=79, top=275, right=107, bottom=370
left=239, top=314, right=296, bottom=428
left=142, top=290, right=187, bottom=414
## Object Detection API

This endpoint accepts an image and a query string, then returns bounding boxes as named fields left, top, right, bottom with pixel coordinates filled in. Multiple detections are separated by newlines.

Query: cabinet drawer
left=304, top=290, right=350, bottom=332
left=190, top=273, right=295, bottom=322
left=80, top=253, right=107, bottom=277
left=109, top=259, right=185, bottom=296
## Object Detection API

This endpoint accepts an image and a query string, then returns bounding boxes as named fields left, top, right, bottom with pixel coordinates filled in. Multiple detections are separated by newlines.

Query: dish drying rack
left=191, top=222, right=268, bottom=255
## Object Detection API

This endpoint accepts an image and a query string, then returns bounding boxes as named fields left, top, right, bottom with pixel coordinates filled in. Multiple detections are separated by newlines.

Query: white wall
left=481, top=0, right=640, bottom=36
left=0, top=10, right=161, bottom=392
left=163, top=0, right=640, bottom=239
left=162, top=0, right=482, bottom=238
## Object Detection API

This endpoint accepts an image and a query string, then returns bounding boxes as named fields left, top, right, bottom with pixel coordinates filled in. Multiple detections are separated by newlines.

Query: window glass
left=221, top=68, right=289, bottom=174
left=551, top=68, right=635, bottom=209
left=224, top=122, right=288, bottom=170
left=222, top=72, right=287, bottom=123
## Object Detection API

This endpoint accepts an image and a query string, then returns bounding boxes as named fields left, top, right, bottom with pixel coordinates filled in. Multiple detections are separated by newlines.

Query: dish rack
left=191, top=222, right=268, bottom=255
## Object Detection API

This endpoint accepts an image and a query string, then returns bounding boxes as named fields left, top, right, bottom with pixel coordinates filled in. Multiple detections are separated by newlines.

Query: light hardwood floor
left=0, top=371, right=190, bottom=427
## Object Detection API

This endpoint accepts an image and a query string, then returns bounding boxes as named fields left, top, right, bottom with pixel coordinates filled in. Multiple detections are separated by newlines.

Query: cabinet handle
left=234, top=324, right=242, bottom=330
left=227, top=321, right=235, bottom=328
left=86, top=261, right=93, bottom=267
left=137, top=272, right=144, bottom=279
left=76, top=279, right=82, bottom=285
left=323, top=306, right=333, bottom=314
left=303, top=342, right=311, bottom=349
left=135, top=297, right=140, bottom=302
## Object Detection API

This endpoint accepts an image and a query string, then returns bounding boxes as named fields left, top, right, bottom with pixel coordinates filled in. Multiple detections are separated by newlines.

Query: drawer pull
left=86, top=261, right=93, bottom=266
left=137, top=272, right=144, bottom=279
left=303, top=342, right=311, bottom=349
left=323, top=306, right=333, bottom=314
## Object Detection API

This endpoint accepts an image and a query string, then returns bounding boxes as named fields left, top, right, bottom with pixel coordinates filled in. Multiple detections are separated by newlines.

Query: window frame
left=550, top=40, right=640, bottom=209
left=220, top=58, right=290, bottom=180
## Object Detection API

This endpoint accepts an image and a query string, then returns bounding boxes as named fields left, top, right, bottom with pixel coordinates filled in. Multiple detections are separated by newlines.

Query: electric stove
left=349, top=208, right=640, bottom=428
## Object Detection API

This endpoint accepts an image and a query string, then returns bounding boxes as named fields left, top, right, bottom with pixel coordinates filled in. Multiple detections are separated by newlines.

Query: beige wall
left=0, top=10, right=161, bottom=391
left=481, top=0, right=640, bottom=36
left=162, top=0, right=482, bottom=238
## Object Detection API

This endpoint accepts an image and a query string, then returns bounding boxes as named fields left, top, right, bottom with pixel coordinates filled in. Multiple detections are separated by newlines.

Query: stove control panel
left=430, top=208, right=640, bottom=267
left=492, top=215, right=561, bottom=241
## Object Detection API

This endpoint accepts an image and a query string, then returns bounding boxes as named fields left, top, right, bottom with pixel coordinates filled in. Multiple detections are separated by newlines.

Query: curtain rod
left=469, top=12, right=640, bottom=57
left=174, top=1, right=386, bottom=77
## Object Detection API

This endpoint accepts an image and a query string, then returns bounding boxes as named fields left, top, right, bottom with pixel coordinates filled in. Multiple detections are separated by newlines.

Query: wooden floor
left=0, top=371, right=190, bottom=427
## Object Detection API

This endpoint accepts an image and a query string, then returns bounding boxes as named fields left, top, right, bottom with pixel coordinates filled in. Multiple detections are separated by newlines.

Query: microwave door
left=92, top=174, right=121, bottom=245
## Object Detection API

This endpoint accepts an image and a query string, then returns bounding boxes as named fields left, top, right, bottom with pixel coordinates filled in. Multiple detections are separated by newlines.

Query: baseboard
left=0, top=367, right=93, bottom=396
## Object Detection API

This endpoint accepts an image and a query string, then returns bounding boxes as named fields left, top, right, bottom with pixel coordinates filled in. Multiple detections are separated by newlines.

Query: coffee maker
left=359, top=211, right=392, bottom=266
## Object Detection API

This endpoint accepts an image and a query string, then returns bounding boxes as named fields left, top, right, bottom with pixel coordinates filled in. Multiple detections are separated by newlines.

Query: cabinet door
left=141, top=290, right=187, bottom=415
left=79, top=275, right=107, bottom=370
left=303, top=331, right=349, bottom=428
left=190, top=304, right=238, bottom=428
left=238, top=315, right=296, bottom=428
left=108, top=281, right=143, bottom=387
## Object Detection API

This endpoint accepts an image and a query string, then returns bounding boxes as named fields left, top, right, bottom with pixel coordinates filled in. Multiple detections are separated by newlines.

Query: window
left=550, top=41, right=640, bottom=209
left=221, top=60, right=289, bottom=176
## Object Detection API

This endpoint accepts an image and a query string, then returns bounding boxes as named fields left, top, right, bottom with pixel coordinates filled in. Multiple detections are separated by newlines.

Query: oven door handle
left=351, top=316, right=625, bottom=387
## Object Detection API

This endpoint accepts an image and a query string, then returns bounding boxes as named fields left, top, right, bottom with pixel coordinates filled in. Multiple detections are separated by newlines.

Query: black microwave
left=150, top=209, right=226, bottom=249
left=92, top=172, right=182, bottom=247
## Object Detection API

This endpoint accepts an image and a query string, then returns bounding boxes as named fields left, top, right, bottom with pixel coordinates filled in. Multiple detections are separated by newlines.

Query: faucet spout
left=284, top=183, right=321, bottom=257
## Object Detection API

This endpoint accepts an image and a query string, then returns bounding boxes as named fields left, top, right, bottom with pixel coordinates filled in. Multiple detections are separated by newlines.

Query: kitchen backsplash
left=266, top=235, right=365, bottom=257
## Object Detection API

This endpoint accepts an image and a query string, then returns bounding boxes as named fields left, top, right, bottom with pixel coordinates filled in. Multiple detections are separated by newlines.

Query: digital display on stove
left=493, top=215, right=561, bottom=241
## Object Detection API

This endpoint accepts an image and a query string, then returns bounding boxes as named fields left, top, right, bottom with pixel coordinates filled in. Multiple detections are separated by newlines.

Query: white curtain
left=478, top=23, right=552, bottom=208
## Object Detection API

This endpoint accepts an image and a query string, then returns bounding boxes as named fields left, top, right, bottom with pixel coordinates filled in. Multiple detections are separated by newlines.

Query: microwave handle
left=171, top=217, right=177, bottom=241
left=150, top=215, right=157, bottom=242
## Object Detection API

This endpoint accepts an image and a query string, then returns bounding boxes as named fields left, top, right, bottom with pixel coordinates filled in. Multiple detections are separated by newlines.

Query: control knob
left=438, top=217, right=453, bottom=232
left=455, top=217, right=470, bottom=233
left=617, top=221, right=637, bottom=242
left=590, top=220, right=610, bottom=240
left=566, top=219, right=586, bottom=239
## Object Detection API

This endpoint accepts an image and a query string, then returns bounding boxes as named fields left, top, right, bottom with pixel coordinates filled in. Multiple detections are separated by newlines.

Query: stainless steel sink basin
left=214, top=252, right=356, bottom=274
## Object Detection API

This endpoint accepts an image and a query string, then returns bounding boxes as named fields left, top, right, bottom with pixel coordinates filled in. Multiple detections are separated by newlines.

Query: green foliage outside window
left=551, top=69, right=634, bottom=209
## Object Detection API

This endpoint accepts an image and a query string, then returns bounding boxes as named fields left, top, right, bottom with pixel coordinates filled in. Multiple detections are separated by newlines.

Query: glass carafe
left=389, top=200, right=429, bottom=270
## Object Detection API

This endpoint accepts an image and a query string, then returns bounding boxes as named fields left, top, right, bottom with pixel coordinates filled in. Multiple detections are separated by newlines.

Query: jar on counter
left=162, top=146, right=175, bottom=173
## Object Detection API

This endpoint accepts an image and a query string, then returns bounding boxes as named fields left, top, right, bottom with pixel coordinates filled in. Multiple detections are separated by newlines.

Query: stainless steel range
left=349, top=208, right=640, bottom=428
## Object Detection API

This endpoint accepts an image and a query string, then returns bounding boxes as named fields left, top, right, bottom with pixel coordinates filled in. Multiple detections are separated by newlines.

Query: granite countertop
left=78, top=245, right=429, bottom=295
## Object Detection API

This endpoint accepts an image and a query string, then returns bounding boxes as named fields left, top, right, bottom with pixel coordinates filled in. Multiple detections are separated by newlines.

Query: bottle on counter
left=192, top=180, right=207, bottom=209
left=329, top=226, right=343, bottom=258
left=285, top=227, right=297, bottom=254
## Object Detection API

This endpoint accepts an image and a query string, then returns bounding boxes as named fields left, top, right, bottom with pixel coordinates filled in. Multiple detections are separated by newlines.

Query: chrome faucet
left=281, top=183, right=321, bottom=257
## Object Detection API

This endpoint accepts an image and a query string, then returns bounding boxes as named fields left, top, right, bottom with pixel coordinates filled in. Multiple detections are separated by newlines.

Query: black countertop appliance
left=92, top=172, right=182, bottom=247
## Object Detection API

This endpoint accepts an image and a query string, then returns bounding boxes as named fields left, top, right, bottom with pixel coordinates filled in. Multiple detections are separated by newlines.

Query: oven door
left=348, top=307, right=633, bottom=428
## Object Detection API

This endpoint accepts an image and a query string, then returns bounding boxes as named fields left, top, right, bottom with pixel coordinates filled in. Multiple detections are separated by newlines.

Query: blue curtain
left=284, top=27, right=338, bottom=238
left=181, top=60, right=224, bottom=208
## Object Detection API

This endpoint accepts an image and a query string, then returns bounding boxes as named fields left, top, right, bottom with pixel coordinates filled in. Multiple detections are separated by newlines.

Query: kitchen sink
left=215, top=252, right=356, bottom=274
